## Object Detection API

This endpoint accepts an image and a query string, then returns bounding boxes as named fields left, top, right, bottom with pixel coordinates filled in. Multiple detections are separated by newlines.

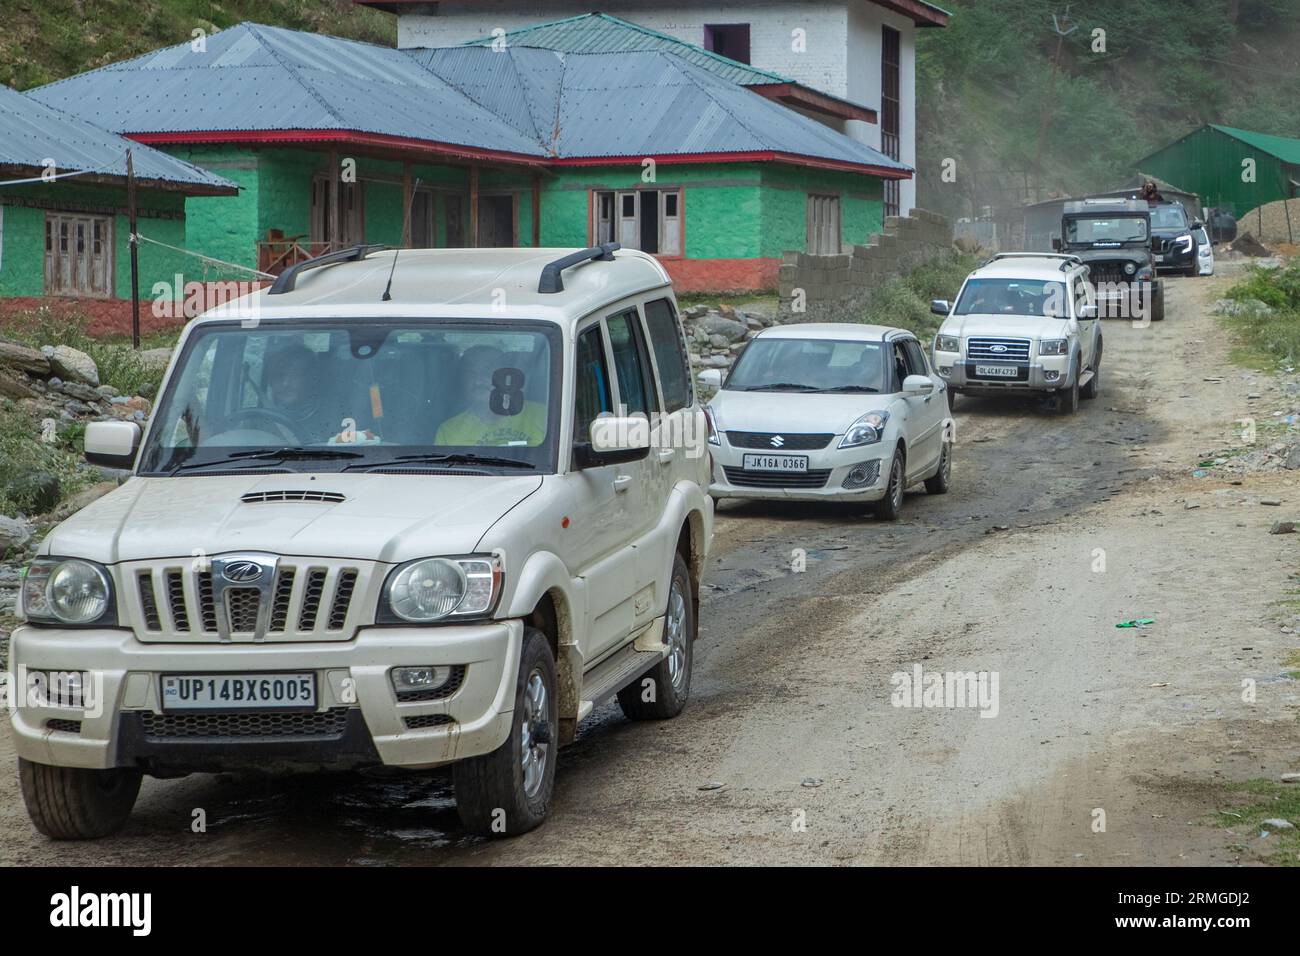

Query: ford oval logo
left=222, top=560, right=264, bottom=584
left=990, top=344, right=1008, bottom=353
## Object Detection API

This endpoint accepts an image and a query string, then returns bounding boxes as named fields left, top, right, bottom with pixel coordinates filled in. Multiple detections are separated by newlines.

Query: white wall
left=400, top=0, right=918, bottom=214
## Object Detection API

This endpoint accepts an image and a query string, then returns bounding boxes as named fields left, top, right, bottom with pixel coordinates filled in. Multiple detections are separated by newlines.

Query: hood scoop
left=240, top=490, right=346, bottom=504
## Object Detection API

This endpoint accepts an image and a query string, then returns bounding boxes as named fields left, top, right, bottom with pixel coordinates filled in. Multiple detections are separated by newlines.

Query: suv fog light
left=938, top=365, right=952, bottom=376
left=1044, top=370, right=1060, bottom=382
left=391, top=666, right=452, bottom=694
left=842, top=460, right=882, bottom=490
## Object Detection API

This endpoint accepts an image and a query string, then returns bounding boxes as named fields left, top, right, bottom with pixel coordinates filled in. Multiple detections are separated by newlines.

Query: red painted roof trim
left=128, top=129, right=550, bottom=168
left=550, top=151, right=912, bottom=179
left=749, top=83, right=878, bottom=124
left=127, top=131, right=911, bottom=179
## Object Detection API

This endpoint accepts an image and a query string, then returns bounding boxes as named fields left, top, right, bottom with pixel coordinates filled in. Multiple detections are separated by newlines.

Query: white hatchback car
left=11, top=244, right=713, bottom=840
left=699, top=324, right=952, bottom=519
left=1195, top=225, right=1214, bottom=276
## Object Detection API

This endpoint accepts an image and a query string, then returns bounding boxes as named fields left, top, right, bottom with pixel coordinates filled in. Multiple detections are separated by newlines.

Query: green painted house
left=1136, top=124, right=1300, bottom=220
left=0, top=83, right=236, bottom=305
left=27, top=18, right=910, bottom=295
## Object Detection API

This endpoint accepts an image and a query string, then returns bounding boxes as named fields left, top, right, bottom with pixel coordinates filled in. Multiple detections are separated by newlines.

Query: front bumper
left=7, top=619, right=523, bottom=773
left=708, top=437, right=894, bottom=502
left=1154, top=242, right=1195, bottom=272
left=931, top=353, right=1072, bottom=393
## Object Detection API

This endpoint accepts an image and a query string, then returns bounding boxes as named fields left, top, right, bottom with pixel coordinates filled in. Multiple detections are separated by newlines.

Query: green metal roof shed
left=1134, top=124, right=1300, bottom=219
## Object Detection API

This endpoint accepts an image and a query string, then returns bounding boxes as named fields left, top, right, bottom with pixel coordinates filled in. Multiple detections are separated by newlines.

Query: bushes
left=822, top=250, right=981, bottom=342
left=0, top=402, right=91, bottom=516
left=0, top=307, right=172, bottom=397
left=1220, top=261, right=1300, bottom=365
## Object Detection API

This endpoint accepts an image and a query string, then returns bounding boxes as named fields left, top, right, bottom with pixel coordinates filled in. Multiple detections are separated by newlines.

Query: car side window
left=892, top=343, right=910, bottom=389
left=642, top=297, right=692, bottom=412
left=904, top=340, right=929, bottom=376
left=573, top=324, right=612, bottom=448
left=606, top=308, right=656, bottom=416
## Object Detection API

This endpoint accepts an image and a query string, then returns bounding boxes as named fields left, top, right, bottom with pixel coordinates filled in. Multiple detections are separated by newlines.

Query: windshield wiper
left=818, top=385, right=879, bottom=393
left=736, top=382, right=819, bottom=392
left=168, top=447, right=363, bottom=475
left=345, top=453, right=536, bottom=472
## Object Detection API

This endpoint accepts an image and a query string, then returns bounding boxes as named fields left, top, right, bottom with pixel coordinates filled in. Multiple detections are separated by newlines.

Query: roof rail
left=538, top=242, right=620, bottom=294
left=983, top=251, right=1083, bottom=271
left=268, top=244, right=390, bottom=295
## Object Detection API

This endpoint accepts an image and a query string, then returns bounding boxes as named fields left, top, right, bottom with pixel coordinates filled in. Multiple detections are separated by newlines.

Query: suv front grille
left=723, top=466, right=831, bottom=489
left=966, top=337, right=1031, bottom=363
left=726, top=431, right=834, bottom=450
left=131, top=560, right=368, bottom=642
left=141, top=708, right=351, bottom=739
left=1087, top=263, right=1129, bottom=285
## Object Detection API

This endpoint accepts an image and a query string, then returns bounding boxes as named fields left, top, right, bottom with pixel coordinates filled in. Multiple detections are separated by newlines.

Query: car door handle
left=657, top=448, right=675, bottom=465
left=613, top=474, right=633, bottom=492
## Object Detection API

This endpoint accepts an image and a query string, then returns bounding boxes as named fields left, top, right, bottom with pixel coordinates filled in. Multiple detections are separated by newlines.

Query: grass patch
left=0, top=400, right=94, bottom=516
left=818, top=249, right=982, bottom=342
left=1214, top=779, right=1300, bottom=865
left=0, top=308, right=175, bottom=397
left=1218, top=260, right=1300, bottom=368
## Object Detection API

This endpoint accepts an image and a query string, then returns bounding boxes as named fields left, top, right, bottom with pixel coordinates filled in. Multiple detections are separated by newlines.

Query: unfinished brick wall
left=777, top=208, right=951, bottom=320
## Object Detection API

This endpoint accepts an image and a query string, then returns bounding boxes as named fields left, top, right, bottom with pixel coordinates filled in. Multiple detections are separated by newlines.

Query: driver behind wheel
left=262, top=345, right=376, bottom=445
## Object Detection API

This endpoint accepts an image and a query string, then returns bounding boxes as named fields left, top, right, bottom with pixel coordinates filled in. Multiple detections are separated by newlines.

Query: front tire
left=453, top=627, right=558, bottom=837
left=618, top=551, right=695, bottom=721
left=946, top=387, right=958, bottom=412
left=874, top=448, right=906, bottom=520
left=18, top=758, right=141, bottom=840
left=1081, top=343, right=1101, bottom=400
left=1059, top=363, right=1080, bottom=415
left=924, top=441, right=952, bottom=494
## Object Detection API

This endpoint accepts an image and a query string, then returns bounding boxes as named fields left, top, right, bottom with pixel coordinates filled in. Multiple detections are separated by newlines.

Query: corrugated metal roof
left=1211, top=125, right=1300, bottom=166
left=419, top=47, right=911, bottom=173
left=0, top=84, right=237, bottom=192
left=460, top=13, right=789, bottom=87
left=31, top=22, right=910, bottom=176
left=28, top=23, right=549, bottom=159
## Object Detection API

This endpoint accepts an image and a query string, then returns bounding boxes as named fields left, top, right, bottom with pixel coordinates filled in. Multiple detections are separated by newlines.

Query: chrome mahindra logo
left=221, top=560, right=265, bottom=584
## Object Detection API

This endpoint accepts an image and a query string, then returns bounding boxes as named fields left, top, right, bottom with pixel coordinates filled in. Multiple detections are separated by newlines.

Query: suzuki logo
left=221, top=560, right=264, bottom=584
left=770, top=435, right=785, bottom=448
left=989, top=344, right=1008, bottom=353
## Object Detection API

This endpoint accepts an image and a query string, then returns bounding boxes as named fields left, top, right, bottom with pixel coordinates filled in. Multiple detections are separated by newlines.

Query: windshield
left=1151, top=204, right=1189, bottom=230
left=1064, top=216, right=1148, bottom=243
left=725, top=338, right=886, bottom=392
left=953, top=278, right=1069, bottom=318
left=137, top=320, right=561, bottom=475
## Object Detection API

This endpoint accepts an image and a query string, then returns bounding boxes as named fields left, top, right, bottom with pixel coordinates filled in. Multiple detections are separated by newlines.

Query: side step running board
left=577, top=643, right=664, bottom=719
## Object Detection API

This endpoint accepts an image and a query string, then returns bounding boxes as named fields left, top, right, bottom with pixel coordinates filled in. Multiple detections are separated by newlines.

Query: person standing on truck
left=1141, top=180, right=1164, bottom=205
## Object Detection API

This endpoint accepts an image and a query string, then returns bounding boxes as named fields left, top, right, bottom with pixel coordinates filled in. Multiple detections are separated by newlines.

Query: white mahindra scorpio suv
left=11, top=244, right=713, bottom=839
left=930, top=253, right=1102, bottom=414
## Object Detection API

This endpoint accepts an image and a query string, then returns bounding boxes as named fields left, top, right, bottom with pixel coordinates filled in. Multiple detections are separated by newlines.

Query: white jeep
left=10, top=244, right=713, bottom=839
left=930, top=253, right=1102, bottom=414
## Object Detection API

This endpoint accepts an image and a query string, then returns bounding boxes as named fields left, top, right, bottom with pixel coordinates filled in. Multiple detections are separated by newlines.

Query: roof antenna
left=383, top=176, right=422, bottom=302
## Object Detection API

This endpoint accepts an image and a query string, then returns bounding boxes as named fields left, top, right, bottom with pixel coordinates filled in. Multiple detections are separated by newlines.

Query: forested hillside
left=916, top=0, right=1300, bottom=217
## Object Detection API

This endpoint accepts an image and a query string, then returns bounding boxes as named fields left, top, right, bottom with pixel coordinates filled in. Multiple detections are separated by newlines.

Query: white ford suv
left=930, top=253, right=1102, bottom=414
left=10, top=244, right=713, bottom=839
left=699, top=324, right=952, bottom=520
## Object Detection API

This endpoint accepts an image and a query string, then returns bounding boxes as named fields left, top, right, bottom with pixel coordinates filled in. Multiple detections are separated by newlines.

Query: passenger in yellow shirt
left=435, top=346, right=548, bottom=447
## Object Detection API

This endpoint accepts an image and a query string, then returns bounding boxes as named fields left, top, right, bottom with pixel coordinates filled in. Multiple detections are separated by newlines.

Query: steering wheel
left=228, top=407, right=301, bottom=443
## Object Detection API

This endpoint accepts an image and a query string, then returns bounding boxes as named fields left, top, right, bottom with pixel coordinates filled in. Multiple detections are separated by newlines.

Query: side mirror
left=1192, top=220, right=1204, bottom=230
left=697, top=368, right=723, bottom=390
left=84, top=420, right=141, bottom=470
left=1078, top=303, right=1098, bottom=320
left=1051, top=238, right=1062, bottom=252
left=929, top=299, right=951, bottom=317
left=573, top=415, right=652, bottom=468
left=902, top=374, right=934, bottom=395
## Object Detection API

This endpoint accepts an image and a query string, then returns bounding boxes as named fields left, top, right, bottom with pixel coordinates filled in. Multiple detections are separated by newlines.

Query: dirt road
left=4, top=266, right=1298, bottom=866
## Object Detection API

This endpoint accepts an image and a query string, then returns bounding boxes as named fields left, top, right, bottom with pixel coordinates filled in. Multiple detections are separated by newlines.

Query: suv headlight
left=380, top=554, right=503, bottom=623
left=840, top=411, right=889, bottom=448
left=935, top=334, right=961, bottom=353
left=1124, top=262, right=1136, bottom=275
left=1039, top=339, right=1069, bottom=356
left=1175, top=233, right=1193, bottom=253
left=21, top=558, right=115, bottom=626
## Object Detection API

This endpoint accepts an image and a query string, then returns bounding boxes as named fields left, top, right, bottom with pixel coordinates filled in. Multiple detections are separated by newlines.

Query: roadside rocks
left=0, top=515, right=32, bottom=557
left=680, top=303, right=777, bottom=388
left=1212, top=298, right=1273, bottom=318
left=46, top=344, right=99, bottom=386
